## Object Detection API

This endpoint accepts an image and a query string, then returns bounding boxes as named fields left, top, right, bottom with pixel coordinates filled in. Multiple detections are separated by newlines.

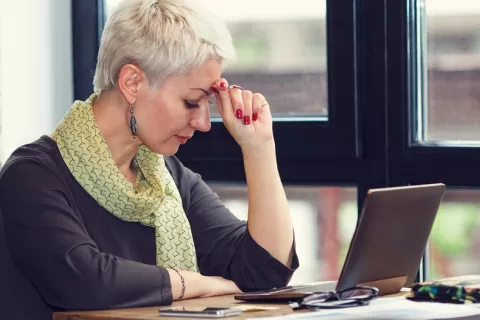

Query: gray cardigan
left=0, top=136, right=298, bottom=318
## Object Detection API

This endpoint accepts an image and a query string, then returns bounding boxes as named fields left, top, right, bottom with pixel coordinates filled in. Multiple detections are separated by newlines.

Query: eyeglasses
left=289, top=286, right=379, bottom=310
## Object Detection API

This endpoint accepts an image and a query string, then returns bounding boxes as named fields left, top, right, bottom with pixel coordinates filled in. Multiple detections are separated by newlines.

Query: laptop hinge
left=359, top=275, right=407, bottom=295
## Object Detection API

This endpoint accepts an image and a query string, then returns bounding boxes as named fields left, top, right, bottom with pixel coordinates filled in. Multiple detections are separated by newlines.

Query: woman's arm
left=242, top=141, right=294, bottom=267
left=167, top=269, right=240, bottom=300
left=212, top=79, right=295, bottom=268
left=0, top=161, right=238, bottom=310
left=167, top=156, right=298, bottom=292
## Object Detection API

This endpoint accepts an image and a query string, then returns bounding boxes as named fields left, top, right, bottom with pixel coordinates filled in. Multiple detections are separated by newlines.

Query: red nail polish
left=219, top=82, right=228, bottom=90
left=236, top=109, right=243, bottom=119
left=243, top=116, right=251, bottom=125
left=252, top=113, right=258, bottom=121
left=211, top=86, right=219, bottom=93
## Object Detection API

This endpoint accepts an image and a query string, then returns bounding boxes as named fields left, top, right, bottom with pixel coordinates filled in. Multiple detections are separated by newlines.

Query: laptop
left=235, top=183, right=446, bottom=301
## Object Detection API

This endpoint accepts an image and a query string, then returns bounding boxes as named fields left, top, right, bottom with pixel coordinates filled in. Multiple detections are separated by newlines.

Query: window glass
left=208, top=184, right=357, bottom=284
left=422, top=0, right=480, bottom=141
left=429, top=188, right=480, bottom=279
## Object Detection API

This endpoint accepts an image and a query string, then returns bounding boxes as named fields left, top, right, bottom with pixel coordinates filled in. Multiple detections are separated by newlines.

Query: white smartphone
left=158, top=307, right=242, bottom=318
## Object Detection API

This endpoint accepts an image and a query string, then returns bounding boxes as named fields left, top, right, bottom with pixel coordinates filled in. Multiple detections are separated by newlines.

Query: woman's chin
left=145, top=142, right=180, bottom=156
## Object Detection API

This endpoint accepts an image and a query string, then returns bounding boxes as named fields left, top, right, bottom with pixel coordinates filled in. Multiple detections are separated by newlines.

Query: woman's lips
left=175, top=135, right=191, bottom=144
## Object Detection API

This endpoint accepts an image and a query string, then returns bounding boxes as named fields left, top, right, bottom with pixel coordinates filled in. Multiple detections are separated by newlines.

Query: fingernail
left=211, top=86, right=219, bottom=93
left=243, top=115, right=251, bottom=125
left=236, top=109, right=243, bottom=119
left=219, top=82, right=228, bottom=90
left=252, top=113, right=258, bottom=121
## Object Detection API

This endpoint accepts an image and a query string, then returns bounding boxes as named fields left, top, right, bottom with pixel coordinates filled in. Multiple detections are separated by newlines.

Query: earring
left=129, top=103, right=138, bottom=138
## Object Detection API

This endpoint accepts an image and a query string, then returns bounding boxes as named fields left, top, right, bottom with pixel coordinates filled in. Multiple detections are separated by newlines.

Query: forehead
left=166, top=59, right=222, bottom=89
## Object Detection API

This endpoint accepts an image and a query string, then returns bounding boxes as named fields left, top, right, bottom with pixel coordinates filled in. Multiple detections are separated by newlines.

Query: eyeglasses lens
left=339, top=288, right=375, bottom=300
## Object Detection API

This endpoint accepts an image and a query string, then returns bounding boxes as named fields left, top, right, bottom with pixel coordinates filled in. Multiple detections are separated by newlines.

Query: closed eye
left=184, top=100, right=199, bottom=109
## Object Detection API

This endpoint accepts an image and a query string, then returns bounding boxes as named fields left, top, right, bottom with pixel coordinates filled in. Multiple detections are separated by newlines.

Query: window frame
left=386, top=0, right=480, bottom=187
left=385, top=0, right=480, bottom=279
left=71, top=0, right=104, bottom=101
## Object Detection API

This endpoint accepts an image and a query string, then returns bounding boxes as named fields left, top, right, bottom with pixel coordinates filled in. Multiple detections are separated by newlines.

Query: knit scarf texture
left=52, top=93, right=199, bottom=272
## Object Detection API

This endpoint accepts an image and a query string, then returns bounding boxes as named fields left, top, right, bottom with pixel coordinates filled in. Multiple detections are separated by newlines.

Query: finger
left=211, top=79, right=233, bottom=121
left=212, top=78, right=228, bottom=91
left=252, top=93, right=266, bottom=121
left=229, top=87, right=244, bottom=120
left=241, top=90, right=253, bottom=125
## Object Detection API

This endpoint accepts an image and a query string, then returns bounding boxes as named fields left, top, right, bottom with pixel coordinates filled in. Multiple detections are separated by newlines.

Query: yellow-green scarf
left=52, top=93, right=198, bottom=272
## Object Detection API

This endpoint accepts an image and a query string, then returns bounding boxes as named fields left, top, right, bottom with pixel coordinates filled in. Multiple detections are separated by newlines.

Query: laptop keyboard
left=288, top=281, right=338, bottom=293
left=253, top=281, right=338, bottom=295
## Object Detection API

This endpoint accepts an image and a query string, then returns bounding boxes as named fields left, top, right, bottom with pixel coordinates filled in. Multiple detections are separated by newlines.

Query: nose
left=189, top=106, right=211, bottom=132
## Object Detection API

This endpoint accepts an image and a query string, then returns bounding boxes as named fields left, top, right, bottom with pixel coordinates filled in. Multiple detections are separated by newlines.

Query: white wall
left=0, top=0, right=73, bottom=164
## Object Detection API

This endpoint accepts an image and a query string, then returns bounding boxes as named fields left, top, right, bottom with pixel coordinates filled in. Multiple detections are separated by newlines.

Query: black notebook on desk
left=410, top=275, right=480, bottom=303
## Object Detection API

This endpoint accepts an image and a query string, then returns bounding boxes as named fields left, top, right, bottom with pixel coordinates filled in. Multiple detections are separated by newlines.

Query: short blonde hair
left=93, top=0, right=235, bottom=92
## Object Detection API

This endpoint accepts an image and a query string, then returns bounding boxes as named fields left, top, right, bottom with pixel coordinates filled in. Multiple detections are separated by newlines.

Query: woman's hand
left=168, top=269, right=242, bottom=301
left=212, top=79, right=274, bottom=152
left=200, top=276, right=242, bottom=298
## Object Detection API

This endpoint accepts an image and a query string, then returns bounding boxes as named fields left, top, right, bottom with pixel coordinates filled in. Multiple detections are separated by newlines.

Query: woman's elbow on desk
left=224, top=230, right=299, bottom=292
left=33, top=249, right=173, bottom=311
left=44, top=283, right=111, bottom=311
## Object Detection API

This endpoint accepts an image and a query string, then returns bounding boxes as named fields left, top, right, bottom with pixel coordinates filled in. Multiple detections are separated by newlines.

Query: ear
left=117, top=64, right=146, bottom=104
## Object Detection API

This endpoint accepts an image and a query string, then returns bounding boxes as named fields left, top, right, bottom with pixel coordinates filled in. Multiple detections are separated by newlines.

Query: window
left=385, top=0, right=480, bottom=279
left=420, top=0, right=480, bottom=142
left=210, top=184, right=357, bottom=284
left=386, top=0, right=480, bottom=183
left=429, top=189, right=480, bottom=279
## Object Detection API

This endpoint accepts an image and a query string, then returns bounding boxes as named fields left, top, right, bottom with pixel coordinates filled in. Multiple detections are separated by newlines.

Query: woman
left=0, top=0, right=297, bottom=315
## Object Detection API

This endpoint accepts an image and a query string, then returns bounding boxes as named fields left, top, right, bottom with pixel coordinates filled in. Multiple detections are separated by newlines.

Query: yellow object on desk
left=235, top=305, right=280, bottom=312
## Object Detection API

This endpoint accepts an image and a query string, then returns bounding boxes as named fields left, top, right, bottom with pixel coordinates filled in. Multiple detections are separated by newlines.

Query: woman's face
left=135, top=59, right=221, bottom=155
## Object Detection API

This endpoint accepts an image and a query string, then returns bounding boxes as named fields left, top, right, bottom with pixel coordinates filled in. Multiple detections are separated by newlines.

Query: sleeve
left=0, top=161, right=173, bottom=311
left=182, top=166, right=299, bottom=292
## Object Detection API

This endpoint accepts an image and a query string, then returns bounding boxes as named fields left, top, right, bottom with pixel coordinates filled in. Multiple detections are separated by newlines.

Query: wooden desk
left=54, top=291, right=410, bottom=320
